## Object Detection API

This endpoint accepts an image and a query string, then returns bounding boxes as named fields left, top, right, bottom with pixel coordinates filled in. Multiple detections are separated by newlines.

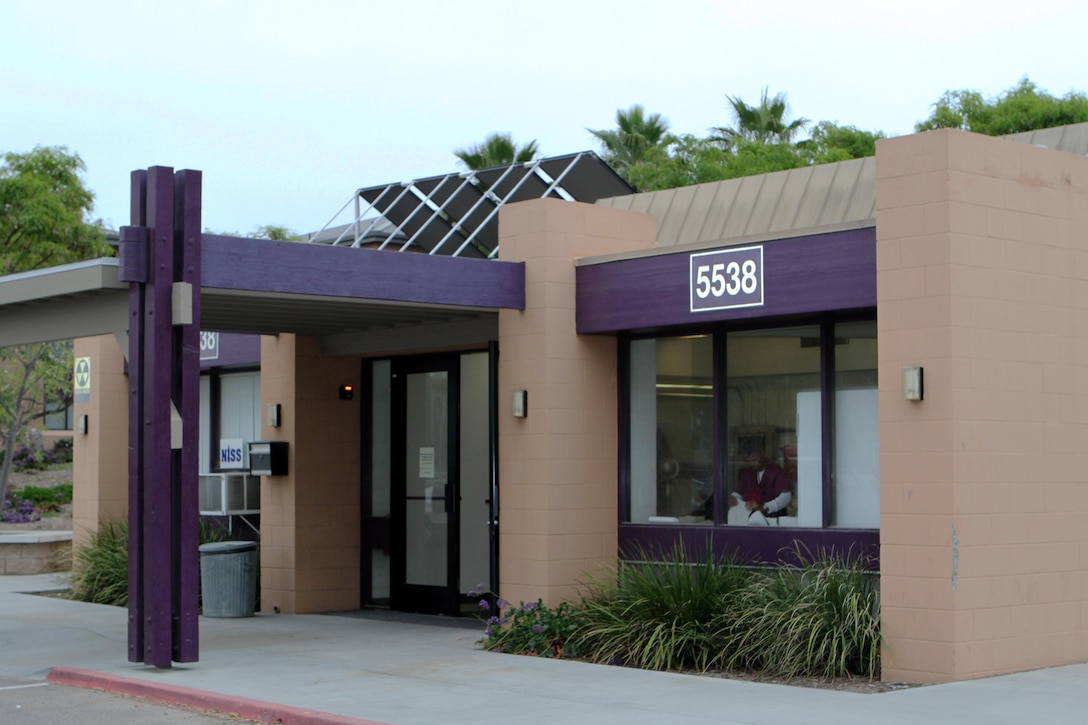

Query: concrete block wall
left=71, top=335, right=129, bottom=547
left=877, top=128, right=1088, bottom=682
left=259, top=334, right=361, bottom=613
left=496, top=198, right=656, bottom=607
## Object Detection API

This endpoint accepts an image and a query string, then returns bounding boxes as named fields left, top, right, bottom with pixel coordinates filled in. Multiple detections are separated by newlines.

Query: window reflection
left=725, top=326, right=820, bottom=527
left=626, top=319, right=879, bottom=531
left=629, top=335, right=713, bottom=523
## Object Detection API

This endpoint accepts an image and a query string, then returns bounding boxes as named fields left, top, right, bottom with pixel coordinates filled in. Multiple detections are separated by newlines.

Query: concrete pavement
left=1, top=573, right=1085, bottom=725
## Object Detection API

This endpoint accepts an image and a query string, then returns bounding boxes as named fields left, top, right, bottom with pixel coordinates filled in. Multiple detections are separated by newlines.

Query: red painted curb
left=48, top=666, right=388, bottom=725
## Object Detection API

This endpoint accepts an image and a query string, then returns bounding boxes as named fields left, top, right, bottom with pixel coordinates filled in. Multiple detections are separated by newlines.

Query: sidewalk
left=1, top=573, right=1085, bottom=725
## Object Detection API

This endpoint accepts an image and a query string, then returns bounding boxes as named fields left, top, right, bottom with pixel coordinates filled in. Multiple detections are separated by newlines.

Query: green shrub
left=68, top=518, right=237, bottom=608
left=573, top=546, right=752, bottom=672
left=478, top=597, right=584, bottom=658
left=16, top=483, right=73, bottom=512
left=720, top=551, right=881, bottom=679
left=68, top=519, right=129, bottom=606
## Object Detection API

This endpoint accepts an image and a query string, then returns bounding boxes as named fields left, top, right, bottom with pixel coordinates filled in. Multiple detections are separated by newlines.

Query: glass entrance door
left=391, top=356, right=460, bottom=615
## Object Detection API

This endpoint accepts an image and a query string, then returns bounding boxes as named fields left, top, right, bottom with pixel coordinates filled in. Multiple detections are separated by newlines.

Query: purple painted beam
left=173, top=169, right=201, bottom=663
left=199, top=333, right=261, bottom=369
left=143, top=166, right=176, bottom=668
left=200, top=235, right=525, bottom=310
left=618, top=524, right=880, bottom=569
left=576, top=227, right=876, bottom=333
left=126, top=172, right=148, bottom=664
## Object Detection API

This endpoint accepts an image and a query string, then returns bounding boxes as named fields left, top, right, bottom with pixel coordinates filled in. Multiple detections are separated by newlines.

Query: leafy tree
left=454, top=133, right=540, bottom=171
left=803, top=121, right=885, bottom=160
left=916, top=77, right=1088, bottom=135
left=0, top=146, right=111, bottom=503
left=249, top=225, right=302, bottom=241
left=588, top=104, right=670, bottom=177
left=0, top=147, right=109, bottom=275
left=712, top=88, right=809, bottom=148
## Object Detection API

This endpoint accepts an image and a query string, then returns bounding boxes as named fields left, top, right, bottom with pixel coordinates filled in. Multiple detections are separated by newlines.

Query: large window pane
left=725, top=326, right=820, bottom=527
left=833, top=321, right=879, bottom=528
left=629, top=335, right=713, bottom=523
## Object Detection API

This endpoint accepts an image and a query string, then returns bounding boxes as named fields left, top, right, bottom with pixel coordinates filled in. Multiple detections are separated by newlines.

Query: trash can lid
left=199, top=541, right=257, bottom=555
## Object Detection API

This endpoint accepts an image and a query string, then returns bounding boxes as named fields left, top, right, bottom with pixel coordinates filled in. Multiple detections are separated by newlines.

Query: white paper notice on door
left=419, top=446, right=435, bottom=479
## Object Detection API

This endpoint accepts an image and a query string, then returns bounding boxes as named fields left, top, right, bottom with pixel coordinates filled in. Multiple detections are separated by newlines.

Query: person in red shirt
left=729, top=451, right=792, bottom=520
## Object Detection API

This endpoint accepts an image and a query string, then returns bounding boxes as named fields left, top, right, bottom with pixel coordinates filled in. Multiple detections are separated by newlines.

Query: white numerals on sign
left=199, top=331, right=220, bottom=361
left=689, top=246, right=764, bottom=312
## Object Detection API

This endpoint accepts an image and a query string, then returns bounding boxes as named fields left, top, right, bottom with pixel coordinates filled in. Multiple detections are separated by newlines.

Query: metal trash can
left=199, top=541, right=258, bottom=618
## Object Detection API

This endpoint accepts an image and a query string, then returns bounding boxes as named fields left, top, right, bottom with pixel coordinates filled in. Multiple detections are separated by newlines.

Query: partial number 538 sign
left=689, top=246, right=764, bottom=312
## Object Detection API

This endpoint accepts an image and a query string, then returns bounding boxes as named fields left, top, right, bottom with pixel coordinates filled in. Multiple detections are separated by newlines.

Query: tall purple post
left=120, top=166, right=202, bottom=667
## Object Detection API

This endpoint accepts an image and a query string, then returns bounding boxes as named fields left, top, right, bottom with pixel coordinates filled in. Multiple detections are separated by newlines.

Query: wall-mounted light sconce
left=339, top=384, right=354, bottom=400
left=267, top=403, right=281, bottom=428
left=76, top=414, right=89, bottom=435
left=511, top=390, right=528, bottom=418
left=903, top=366, right=924, bottom=401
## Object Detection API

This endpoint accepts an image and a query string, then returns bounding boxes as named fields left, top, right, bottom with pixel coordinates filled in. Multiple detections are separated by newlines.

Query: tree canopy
left=915, top=77, right=1088, bottom=135
left=712, top=88, right=808, bottom=148
left=606, top=89, right=884, bottom=192
left=0, top=146, right=110, bottom=503
left=0, top=146, right=112, bottom=275
left=587, top=104, right=670, bottom=176
left=454, top=133, right=540, bottom=170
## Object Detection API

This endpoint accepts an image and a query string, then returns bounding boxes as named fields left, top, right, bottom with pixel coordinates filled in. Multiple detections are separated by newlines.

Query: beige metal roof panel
left=714, top=175, right=761, bottom=239
left=596, top=155, right=879, bottom=248
left=841, top=157, right=877, bottom=223
left=772, top=164, right=815, bottom=232
left=1005, top=121, right=1088, bottom=155
left=679, top=181, right=727, bottom=246
left=654, top=184, right=698, bottom=248
left=743, top=169, right=788, bottom=236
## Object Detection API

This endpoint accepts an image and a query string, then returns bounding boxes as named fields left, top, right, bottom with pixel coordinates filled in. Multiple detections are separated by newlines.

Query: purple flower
left=532, top=624, right=546, bottom=633
left=478, top=598, right=490, bottom=610
left=520, top=601, right=538, bottom=611
left=496, top=598, right=509, bottom=610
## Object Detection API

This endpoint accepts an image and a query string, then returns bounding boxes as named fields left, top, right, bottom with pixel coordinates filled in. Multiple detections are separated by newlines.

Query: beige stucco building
left=6, top=124, right=1085, bottom=683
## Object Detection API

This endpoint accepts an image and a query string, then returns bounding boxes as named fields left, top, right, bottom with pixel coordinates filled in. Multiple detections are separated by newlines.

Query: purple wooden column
left=173, top=170, right=201, bottom=662
left=121, top=166, right=202, bottom=667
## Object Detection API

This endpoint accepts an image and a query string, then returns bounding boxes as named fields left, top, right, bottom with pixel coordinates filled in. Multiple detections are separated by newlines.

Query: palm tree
left=712, top=89, right=808, bottom=148
left=454, top=133, right=540, bottom=170
left=588, top=104, right=670, bottom=175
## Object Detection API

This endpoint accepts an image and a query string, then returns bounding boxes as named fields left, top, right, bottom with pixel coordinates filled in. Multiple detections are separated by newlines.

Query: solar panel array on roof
left=312, top=151, right=633, bottom=258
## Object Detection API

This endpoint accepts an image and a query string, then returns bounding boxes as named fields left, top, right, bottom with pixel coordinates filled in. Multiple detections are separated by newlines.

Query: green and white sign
left=74, top=357, right=91, bottom=403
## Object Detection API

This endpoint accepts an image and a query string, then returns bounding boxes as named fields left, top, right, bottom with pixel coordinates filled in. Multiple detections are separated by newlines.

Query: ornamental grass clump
left=68, top=518, right=233, bottom=608
left=573, top=546, right=752, bottom=672
left=720, top=550, right=881, bottom=679
left=68, top=519, right=129, bottom=606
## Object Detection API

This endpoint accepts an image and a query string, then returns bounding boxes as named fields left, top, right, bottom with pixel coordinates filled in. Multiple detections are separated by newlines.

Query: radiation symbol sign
left=74, top=357, right=91, bottom=403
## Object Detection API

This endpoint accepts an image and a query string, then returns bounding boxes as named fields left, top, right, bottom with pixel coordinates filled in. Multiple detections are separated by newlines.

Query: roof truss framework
left=316, top=152, right=632, bottom=257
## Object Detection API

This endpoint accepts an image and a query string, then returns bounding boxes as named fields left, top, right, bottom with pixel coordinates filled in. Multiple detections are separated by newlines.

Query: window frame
left=618, top=312, right=879, bottom=567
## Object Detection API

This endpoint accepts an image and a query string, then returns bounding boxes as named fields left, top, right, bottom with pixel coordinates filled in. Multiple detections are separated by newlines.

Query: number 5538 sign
left=689, top=246, right=764, bottom=312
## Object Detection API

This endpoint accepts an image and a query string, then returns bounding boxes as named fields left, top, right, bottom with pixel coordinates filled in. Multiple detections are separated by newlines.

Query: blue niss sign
left=689, top=246, right=764, bottom=312
left=219, top=438, right=245, bottom=470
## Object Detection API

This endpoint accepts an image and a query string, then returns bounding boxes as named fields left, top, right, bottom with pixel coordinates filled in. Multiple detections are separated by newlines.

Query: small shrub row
left=15, top=483, right=73, bottom=512
left=1, top=496, right=40, bottom=523
left=478, top=546, right=881, bottom=680
left=0, top=443, right=72, bottom=471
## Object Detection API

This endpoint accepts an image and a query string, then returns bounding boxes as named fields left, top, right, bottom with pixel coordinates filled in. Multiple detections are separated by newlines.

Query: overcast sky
left=4, top=0, right=1087, bottom=236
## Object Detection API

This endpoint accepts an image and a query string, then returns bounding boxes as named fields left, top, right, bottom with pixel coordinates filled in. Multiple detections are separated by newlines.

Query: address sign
left=689, top=246, right=764, bottom=312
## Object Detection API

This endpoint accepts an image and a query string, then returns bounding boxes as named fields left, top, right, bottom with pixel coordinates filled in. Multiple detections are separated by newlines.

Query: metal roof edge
left=0, top=257, right=123, bottom=305
left=576, top=218, right=876, bottom=267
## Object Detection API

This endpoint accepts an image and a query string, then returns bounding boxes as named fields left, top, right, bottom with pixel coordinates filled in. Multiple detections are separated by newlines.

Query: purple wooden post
left=173, top=170, right=201, bottom=662
left=123, top=166, right=202, bottom=667
left=125, top=171, right=148, bottom=663
left=144, top=166, right=176, bottom=668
